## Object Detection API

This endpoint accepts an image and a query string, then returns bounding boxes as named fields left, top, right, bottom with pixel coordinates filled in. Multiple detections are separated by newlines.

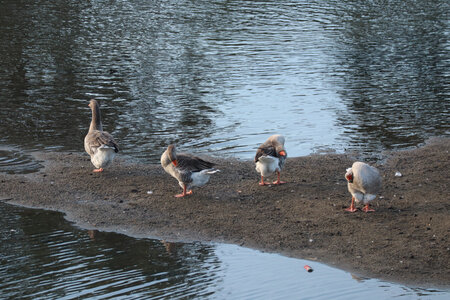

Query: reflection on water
left=0, top=202, right=220, bottom=299
left=0, top=1, right=448, bottom=162
left=331, top=1, right=449, bottom=156
left=1, top=202, right=448, bottom=299
left=0, top=148, right=42, bottom=174
left=1, top=2, right=449, bottom=297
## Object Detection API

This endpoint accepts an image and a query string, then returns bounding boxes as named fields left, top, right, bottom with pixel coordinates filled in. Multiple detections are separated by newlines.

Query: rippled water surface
left=0, top=0, right=448, bottom=162
left=1, top=1, right=449, bottom=298
left=1, top=202, right=448, bottom=299
left=0, top=147, right=42, bottom=174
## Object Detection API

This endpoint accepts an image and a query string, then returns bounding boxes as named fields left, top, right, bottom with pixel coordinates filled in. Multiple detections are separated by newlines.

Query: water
left=0, top=0, right=448, bottom=162
left=0, top=147, right=42, bottom=174
left=1, top=202, right=448, bottom=299
left=1, top=1, right=449, bottom=298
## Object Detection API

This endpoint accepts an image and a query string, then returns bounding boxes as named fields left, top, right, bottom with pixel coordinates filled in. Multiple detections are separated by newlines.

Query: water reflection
left=0, top=147, right=42, bottom=174
left=1, top=202, right=448, bottom=299
left=0, top=202, right=220, bottom=299
left=331, top=0, right=449, bottom=155
left=2, top=1, right=447, bottom=163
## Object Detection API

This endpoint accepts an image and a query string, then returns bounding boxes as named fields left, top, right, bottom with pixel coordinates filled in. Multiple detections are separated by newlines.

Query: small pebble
left=147, top=191, right=153, bottom=195
left=395, top=171, right=402, bottom=177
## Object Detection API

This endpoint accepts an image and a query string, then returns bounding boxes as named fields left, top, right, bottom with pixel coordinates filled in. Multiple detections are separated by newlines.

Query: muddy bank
left=1, top=138, right=449, bottom=287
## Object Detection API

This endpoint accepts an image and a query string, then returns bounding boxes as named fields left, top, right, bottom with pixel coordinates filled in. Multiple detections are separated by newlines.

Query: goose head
left=89, top=99, right=102, bottom=110
left=345, top=167, right=353, bottom=183
left=270, top=134, right=286, bottom=157
left=163, top=144, right=178, bottom=167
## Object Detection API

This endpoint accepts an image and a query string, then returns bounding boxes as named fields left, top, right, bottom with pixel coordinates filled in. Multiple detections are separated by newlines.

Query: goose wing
left=255, top=145, right=277, bottom=162
left=85, top=130, right=119, bottom=155
left=176, top=153, right=215, bottom=172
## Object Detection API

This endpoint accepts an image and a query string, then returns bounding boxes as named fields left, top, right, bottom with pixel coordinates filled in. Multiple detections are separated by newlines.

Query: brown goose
left=161, top=145, right=219, bottom=197
left=255, top=134, right=287, bottom=186
left=345, top=162, right=382, bottom=212
left=84, top=99, right=119, bottom=172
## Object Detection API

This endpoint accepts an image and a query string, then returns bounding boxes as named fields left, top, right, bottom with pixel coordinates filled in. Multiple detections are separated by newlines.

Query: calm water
left=1, top=202, right=448, bottom=299
left=1, top=0, right=449, bottom=298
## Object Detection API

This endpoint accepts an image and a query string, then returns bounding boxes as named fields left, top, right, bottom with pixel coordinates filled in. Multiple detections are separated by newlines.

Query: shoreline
left=1, top=137, right=449, bottom=288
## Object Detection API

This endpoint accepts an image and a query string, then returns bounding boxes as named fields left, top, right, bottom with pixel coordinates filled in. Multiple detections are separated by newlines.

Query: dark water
left=1, top=202, right=448, bottom=299
left=1, top=1, right=449, bottom=297
left=0, top=147, right=42, bottom=174
left=0, top=0, right=448, bottom=162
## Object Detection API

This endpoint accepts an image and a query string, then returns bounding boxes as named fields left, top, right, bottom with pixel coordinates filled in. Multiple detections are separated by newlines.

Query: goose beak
left=279, top=150, right=286, bottom=156
left=172, top=159, right=178, bottom=167
left=346, top=173, right=353, bottom=183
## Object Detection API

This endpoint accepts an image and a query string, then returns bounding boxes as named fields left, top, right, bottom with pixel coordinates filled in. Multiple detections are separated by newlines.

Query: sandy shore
left=1, top=137, right=449, bottom=287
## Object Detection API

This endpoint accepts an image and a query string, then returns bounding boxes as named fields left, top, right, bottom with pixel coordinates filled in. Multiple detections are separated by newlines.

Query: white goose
left=255, top=134, right=287, bottom=186
left=84, top=99, right=119, bottom=172
left=161, top=145, right=220, bottom=197
left=345, top=162, right=382, bottom=212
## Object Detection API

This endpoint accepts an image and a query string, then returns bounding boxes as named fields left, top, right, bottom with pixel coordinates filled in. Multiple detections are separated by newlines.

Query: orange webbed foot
left=345, top=207, right=358, bottom=213
left=362, top=205, right=375, bottom=213
left=272, top=180, right=286, bottom=185
left=93, top=168, right=104, bottom=173
left=175, top=190, right=193, bottom=198
left=345, top=197, right=357, bottom=212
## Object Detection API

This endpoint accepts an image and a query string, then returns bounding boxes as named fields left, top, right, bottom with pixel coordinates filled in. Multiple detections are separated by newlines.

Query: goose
left=255, top=134, right=287, bottom=186
left=84, top=99, right=119, bottom=172
left=345, top=161, right=382, bottom=212
left=161, top=145, right=220, bottom=197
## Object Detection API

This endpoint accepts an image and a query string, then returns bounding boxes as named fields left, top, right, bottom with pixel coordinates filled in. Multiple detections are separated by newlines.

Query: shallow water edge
left=1, top=137, right=449, bottom=288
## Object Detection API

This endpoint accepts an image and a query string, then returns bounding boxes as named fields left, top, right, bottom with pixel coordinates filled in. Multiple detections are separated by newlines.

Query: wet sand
left=1, top=138, right=449, bottom=287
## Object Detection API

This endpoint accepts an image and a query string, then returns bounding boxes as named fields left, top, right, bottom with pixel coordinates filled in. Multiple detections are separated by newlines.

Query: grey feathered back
left=161, top=145, right=216, bottom=185
left=255, top=134, right=287, bottom=169
left=85, top=99, right=119, bottom=156
left=349, top=162, right=381, bottom=195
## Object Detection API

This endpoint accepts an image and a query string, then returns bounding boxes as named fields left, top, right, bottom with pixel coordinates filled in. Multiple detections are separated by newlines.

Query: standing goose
left=255, top=134, right=287, bottom=186
left=161, top=145, right=220, bottom=197
left=84, top=99, right=119, bottom=172
left=345, top=162, right=382, bottom=212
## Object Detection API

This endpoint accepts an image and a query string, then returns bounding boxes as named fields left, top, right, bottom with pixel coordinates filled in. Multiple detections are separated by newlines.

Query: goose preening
left=345, top=162, right=382, bottom=212
left=161, top=145, right=220, bottom=197
left=84, top=99, right=119, bottom=172
left=255, top=134, right=287, bottom=186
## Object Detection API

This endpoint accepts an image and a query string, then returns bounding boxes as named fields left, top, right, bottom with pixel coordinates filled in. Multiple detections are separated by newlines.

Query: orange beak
left=346, top=173, right=353, bottom=183
left=279, top=150, right=286, bottom=156
left=172, top=159, right=178, bottom=167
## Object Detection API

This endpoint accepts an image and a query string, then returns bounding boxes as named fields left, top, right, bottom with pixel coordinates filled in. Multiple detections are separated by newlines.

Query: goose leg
left=362, top=204, right=375, bottom=212
left=175, top=184, right=193, bottom=197
left=345, top=196, right=357, bottom=212
left=259, top=176, right=269, bottom=186
left=93, top=168, right=104, bottom=173
left=272, top=171, right=286, bottom=185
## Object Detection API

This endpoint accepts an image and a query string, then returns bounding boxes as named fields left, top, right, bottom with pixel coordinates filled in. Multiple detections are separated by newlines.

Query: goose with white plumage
left=255, top=134, right=287, bottom=186
left=345, top=161, right=382, bottom=212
